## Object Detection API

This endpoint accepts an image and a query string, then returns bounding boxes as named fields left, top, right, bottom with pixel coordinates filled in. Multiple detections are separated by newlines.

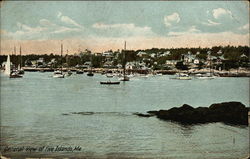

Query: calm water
left=0, top=72, right=249, bottom=158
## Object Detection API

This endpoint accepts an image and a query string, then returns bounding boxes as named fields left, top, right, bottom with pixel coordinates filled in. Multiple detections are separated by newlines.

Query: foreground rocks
left=136, top=102, right=249, bottom=125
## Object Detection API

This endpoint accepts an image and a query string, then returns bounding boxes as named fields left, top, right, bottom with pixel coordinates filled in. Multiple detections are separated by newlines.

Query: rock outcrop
left=146, top=102, right=249, bottom=125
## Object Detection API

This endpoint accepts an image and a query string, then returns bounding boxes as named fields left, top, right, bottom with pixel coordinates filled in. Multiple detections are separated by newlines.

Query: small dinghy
left=100, top=81, right=120, bottom=85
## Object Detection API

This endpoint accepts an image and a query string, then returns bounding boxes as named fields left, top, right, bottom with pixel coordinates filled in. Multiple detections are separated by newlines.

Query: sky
left=0, top=1, right=249, bottom=55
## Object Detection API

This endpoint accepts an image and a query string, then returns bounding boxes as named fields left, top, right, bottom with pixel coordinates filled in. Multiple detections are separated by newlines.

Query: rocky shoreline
left=135, top=102, right=249, bottom=126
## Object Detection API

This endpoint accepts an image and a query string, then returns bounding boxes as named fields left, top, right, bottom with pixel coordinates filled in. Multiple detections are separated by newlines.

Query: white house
left=137, top=51, right=147, bottom=57
left=166, top=60, right=179, bottom=66
left=184, top=53, right=196, bottom=63
left=103, top=51, right=113, bottom=57
left=217, top=50, right=223, bottom=55
left=150, top=53, right=157, bottom=58
left=126, top=62, right=135, bottom=70
left=194, top=58, right=200, bottom=64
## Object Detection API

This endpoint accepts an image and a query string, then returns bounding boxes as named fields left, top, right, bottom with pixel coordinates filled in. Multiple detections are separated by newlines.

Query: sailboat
left=87, top=55, right=94, bottom=76
left=171, top=55, right=191, bottom=80
left=16, top=46, right=24, bottom=75
left=196, top=52, right=215, bottom=79
left=119, top=41, right=129, bottom=81
left=171, top=73, right=192, bottom=80
left=5, top=55, right=22, bottom=78
left=53, top=44, right=65, bottom=78
left=5, top=55, right=11, bottom=76
left=65, top=50, right=72, bottom=77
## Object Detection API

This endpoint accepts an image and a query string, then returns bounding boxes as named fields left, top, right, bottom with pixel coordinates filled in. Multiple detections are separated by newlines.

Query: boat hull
left=87, top=72, right=94, bottom=76
left=53, top=74, right=65, bottom=78
left=9, top=74, right=23, bottom=78
left=100, top=81, right=120, bottom=85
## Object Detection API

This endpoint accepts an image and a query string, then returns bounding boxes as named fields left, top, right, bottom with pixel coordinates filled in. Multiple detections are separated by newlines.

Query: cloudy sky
left=1, top=1, right=249, bottom=54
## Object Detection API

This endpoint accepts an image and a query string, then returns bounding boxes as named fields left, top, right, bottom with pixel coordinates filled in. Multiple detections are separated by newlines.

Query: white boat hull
left=196, top=76, right=215, bottom=80
left=53, top=74, right=65, bottom=78
left=173, top=76, right=192, bottom=80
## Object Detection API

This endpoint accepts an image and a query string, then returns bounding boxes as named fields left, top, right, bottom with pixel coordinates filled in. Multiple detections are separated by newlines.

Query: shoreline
left=7, top=67, right=250, bottom=77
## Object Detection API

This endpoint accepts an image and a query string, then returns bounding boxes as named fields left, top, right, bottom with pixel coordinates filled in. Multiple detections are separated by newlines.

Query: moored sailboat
left=53, top=44, right=65, bottom=78
left=16, top=46, right=24, bottom=75
left=87, top=55, right=94, bottom=76
left=5, top=55, right=22, bottom=78
left=171, top=73, right=192, bottom=80
left=196, top=53, right=215, bottom=79
left=119, top=41, right=129, bottom=81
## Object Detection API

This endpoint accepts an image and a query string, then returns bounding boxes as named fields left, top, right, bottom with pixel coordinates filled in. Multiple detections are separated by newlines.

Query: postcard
left=0, top=1, right=249, bottom=159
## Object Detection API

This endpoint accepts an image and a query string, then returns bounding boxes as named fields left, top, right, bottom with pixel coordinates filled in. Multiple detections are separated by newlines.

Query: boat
left=106, top=73, right=114, bottom=78
left=76, top=69, right=84, bottom=74
left=5, top=55, right=23, bottom=78
left=195, top=73, right=215, bottom=79
left=53, top=74, right=65, bottom=78
left=53, top=44, right=65, bottom=78
left=119, top=41, right=129, bottom=81
left=196, top=52, right=216, bottom=80
left=11, top=46, right=24, bottom=75
left=16, top=46, right=24, bottom=75
left=65, top=70, right=73, bottom=77
left=10, top=71, right=23, bottom=78
left=171, top=73, right=192, bottom=80
left=54, top=70, right=62, bottom=74
left=100, top=81, right=120, bottom=85
left=140, top=74, right=149, bottom=78
left=87, top=71, right=94, bottom=76
left=4, top=55, right=11, bottom=76
left=39, top=69, right=45, bottom=73
left=87, top=55, right=94, bottom=76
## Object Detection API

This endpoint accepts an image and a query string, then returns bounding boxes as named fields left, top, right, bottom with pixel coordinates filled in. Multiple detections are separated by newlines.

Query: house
left=217, top=50, right=223, bottom=55
left=183, top=52, right=196, bottom=64
left=126, top=62, right=135, bottom=70
left=103, top=51, right=114, bottom=63
left=166, top=60, right=179, bottom=65
left=82, top=49, right=91, bottom=54
left=159, top=51, right=171, bottom=57
left=193, top=58, right=200, bottom=64
left=240, top=53, right=248, bottom=59
left=37, top=58, right=45, bottom=66
left=137, top=51, right=147, bottom=57
left=102, top=51, right=113, bottom=57
left=103, top=61, right=113, bottom=68
left=150, top=53, right=157, bottom=58
left=83, top=61, right=92, bottom=68
left=117, top=64, right=122, bottom=69
left=94, top=52, right=102, bottom=56
left=47, top=58, right=57, bottom=67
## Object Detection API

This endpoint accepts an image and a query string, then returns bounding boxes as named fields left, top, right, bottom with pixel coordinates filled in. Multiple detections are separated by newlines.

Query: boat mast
left=90, top=53, right=92, bottom=72
left=14, top=46, right=16, bottom=55
left=209, top=52, right=211, bottom=76
left=61, top=43, right=63, bottom=73
left=123, top=41, right=126, bottom=78
left=19, top=46, right=22, bottom=68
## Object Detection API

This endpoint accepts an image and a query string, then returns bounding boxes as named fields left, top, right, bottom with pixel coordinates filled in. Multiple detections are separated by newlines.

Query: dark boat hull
left=100, top=81, right=120, bottom=85
left=87, top=72, right=94, bottom=76
left=10, top=74, right=23, bottom=78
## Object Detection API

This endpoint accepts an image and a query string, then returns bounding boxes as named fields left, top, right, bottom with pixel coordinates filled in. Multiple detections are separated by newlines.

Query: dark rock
left=147, top=110, right=158, bottom=115
left=62, top=113, right=70, bottom=115
left=134, top=112, right=154, bottom=117
left=150, top=102, right=249, bottom=125
left=71, top=112, right=94, bottom=115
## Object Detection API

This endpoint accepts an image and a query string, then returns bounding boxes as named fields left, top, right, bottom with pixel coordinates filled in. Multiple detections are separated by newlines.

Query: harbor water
left=0, top=72, right=249, bottom=158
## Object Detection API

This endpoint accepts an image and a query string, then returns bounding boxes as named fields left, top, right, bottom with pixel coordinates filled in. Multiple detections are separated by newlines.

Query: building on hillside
left=137, top=51, right=147, bottom=57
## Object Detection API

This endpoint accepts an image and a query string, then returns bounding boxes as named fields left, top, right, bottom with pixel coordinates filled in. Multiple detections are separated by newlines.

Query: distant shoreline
left=16, top=67, right=250, bottom=77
